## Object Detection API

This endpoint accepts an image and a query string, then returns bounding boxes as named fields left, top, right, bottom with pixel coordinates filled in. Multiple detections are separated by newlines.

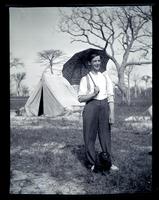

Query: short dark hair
left=87, top=53, right=100, bottom=62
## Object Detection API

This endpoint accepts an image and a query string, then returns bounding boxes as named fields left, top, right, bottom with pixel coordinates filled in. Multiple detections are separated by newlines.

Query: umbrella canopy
left=62, top=48, right=109, bottom=85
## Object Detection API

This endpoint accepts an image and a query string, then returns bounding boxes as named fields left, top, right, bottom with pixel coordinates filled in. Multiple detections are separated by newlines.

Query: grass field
left=10, top=98, right=152, bottom=194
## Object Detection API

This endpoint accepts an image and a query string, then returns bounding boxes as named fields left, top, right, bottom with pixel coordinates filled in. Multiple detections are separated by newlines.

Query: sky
left=10, top=7, right=152, bottom=93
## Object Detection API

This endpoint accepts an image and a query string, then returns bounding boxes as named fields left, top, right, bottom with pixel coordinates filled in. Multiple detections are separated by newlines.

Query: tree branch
left=125, top=61, right=152, bottom=67
left=130, top=47, right=149, bottom=54
left=71, top=38, right=103, bottom=49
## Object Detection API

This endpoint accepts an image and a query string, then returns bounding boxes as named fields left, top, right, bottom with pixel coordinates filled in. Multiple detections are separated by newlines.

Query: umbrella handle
left=88, top=73, right=97, bottom=87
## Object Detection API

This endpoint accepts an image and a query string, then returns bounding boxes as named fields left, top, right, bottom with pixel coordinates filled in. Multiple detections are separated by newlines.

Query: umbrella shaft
left=88, top=73, right=96, bottom=87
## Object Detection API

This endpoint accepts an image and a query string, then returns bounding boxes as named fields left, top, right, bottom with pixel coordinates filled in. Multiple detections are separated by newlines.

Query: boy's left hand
left=109, top=113, right=115, bottom=125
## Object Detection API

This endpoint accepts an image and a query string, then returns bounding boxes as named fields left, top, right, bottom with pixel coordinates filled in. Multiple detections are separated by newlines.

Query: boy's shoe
left=110, top=164, right=119, bottom=171
left=91, top=165, right=95, bottom=171
left=90, top=165, right=98, bottom=173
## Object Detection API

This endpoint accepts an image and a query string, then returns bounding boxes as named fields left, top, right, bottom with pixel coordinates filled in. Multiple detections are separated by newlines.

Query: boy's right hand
left=94, top=86, right=100, bottom=96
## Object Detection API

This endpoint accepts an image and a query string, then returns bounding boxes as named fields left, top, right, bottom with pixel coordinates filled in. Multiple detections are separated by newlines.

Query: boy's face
left=91, top=55, right=101, bottom=72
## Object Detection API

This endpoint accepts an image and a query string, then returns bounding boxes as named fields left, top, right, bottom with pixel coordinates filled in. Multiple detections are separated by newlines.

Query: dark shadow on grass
left=71, top=144, right=86, bottom=168
left=71, top=144, right=101, bottom=171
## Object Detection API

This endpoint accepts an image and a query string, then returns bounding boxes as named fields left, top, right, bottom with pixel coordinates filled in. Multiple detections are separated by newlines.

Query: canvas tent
left=25, top=69, right=83, bottom=117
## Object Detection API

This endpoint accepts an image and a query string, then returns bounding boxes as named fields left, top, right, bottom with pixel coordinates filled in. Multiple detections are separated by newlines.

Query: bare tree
left=10, top=57, right=24, bottom=68
left=12, top=72, right=26, bottom=96
left=37, top=49, right=64, bottom=74
left=10, top=56, right=26, bottom=96
left=133, top=6, right=152, bottom=21
left=141, top=75, right=151, bottom=96
left=59, top=6, right=152, bottom=103
left=125, top=65, right=134, bottom=105
left=132, top=73, right=140, bottom=98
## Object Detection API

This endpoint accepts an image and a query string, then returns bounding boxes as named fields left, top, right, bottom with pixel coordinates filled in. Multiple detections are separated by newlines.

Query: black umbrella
left=62, top=48, right=109, bottom=85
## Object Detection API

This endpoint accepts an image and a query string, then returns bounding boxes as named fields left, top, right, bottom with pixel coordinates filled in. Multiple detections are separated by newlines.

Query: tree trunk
left=50, top=66, right=53, bottom=74
left=134, top=83, right=138, bottom=98
left=17, top=87, right=20, bottom=96
left=118, top=69, right=128, bottom=104
left=50, top=61, right=53, bottom=74
left=127, top=77, right=131, bottom=105
left=16, top=82, right=20, bottom=96
left=145, top=82, right=148, bottom=96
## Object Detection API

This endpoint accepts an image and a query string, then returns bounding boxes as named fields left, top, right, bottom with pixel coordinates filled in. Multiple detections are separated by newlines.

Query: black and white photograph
left=9, top=5, right=153, bottom=195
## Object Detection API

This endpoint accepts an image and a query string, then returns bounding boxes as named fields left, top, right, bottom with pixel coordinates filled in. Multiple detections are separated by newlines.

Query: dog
left=96, top=152, right=112, bottom=172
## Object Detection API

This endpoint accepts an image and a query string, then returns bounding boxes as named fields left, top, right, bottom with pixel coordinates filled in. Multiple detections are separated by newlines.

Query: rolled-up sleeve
left=78, top=76, right=87, bottom=97
left=103, top=72, right=114, bottom=103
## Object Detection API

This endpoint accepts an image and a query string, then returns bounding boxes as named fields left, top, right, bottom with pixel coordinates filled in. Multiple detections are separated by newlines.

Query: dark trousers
left=82, top=99, right=111, bottom=165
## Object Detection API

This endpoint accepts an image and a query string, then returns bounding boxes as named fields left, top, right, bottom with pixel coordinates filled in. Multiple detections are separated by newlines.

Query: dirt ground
left=10, top=111, right=87, bottom=194
left=10, top=110, right=152, bottom=194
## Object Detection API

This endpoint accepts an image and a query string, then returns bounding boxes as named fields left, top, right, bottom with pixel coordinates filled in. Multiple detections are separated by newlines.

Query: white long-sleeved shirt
left=78, top=71, right=114, bottom=103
